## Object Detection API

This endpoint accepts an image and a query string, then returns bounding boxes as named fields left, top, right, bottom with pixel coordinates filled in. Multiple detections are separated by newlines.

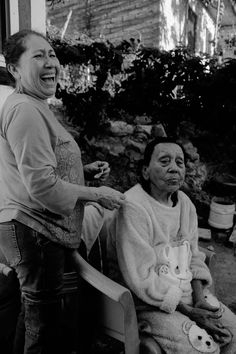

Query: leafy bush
left=48, top=29, right=236, bottom=207
left=113, top=46, right=218, bottom=136
left=49, top=29, right=125, bottom=136
left=49, top=29, right=230, bottom=138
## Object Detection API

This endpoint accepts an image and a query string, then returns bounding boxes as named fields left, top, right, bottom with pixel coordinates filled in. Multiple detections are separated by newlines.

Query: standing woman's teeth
left=41, top=75, right=55, bottom=83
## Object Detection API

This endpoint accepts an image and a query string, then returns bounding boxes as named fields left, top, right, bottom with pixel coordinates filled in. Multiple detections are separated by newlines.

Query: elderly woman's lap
left=220, top=303, right=236, bottom=353
left=137, top=308, right=221, bottom=354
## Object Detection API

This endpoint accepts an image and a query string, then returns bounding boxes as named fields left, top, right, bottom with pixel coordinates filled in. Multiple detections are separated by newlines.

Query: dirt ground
left=199, top=233, right=236, bottom=314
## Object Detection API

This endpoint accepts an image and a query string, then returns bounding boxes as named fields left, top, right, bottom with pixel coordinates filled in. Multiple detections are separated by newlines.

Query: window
left=187, top=7, right=197, bottom=52
left=0, top=0, right=10, bottom=53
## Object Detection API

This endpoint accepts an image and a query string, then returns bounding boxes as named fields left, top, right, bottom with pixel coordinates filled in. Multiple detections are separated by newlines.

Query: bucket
left=208, top=197, right=235, bottom=230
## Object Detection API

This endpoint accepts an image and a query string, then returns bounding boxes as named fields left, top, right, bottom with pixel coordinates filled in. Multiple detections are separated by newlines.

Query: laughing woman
left=0, top=29, right=125, bottom=354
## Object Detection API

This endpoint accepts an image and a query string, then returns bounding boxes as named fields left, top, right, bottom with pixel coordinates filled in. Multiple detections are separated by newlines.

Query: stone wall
left=51, top=101, right=207, bottom=197
left=82, top=118, right=167, bottom=191
left=51, top=102, right=166, bottom=191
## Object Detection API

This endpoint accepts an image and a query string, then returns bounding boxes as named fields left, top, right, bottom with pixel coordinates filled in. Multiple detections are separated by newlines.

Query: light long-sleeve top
left=0, top=92, right=85, bottom=248
left=0, top=85, right=14, bottom=110
left=107, top=183, right=212, bottom=313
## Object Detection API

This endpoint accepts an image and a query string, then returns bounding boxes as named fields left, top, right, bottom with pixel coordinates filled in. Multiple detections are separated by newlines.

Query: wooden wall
left=47, top=0, right=162, bottom=47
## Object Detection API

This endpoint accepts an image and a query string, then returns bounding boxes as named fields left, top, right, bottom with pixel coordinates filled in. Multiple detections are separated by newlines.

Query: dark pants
left=0, top=264, right=20, bottom=354
left=0, top=221, right=66, bottom=354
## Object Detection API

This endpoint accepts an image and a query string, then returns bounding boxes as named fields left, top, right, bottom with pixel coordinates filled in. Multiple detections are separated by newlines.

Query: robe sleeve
left=187, top=200, right=213, bottom=287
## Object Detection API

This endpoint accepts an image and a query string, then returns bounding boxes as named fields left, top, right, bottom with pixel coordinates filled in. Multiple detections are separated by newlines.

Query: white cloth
left=81, top=203, right=105, bottom=255
left=105, top=183, right=236, bottom=353
left=0, top=86, right=14, bottom=111
left=106, top=184, right=212, bottom=313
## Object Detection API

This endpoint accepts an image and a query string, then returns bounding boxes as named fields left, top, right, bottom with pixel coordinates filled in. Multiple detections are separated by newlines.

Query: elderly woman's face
left=142, top=143, right=186, bottom=196
left=14, top=34, right=60, bottom=99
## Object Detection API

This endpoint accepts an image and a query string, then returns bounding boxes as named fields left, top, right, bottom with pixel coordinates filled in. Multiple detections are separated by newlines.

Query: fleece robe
left=106, top=184, right=236, bottom=354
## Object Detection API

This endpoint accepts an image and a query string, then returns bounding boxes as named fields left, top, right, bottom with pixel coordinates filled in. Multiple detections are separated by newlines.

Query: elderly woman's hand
left=212, top=322, right=232, bottom=347
left=194, top=298, right=221, bottom=314
left=189, top=306, right=232, bottom=347
left=178, top=301, right=231, bottom=346
left=84, top=161, right=110, bottom=182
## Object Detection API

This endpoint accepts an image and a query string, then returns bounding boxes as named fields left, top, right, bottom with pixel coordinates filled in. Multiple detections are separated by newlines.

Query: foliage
left=48, top=29, right=236, bottom=183
left=113, top=46, right=218, bottom=136
left=46, top=29, right=236, bottom=214
left=49, top=29, right=210, bottom=136
left=49, top=29, right=125, bottom=137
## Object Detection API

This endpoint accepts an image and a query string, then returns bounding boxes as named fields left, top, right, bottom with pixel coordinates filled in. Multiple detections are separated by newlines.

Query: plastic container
left=208, top=197, right=235, bottom=230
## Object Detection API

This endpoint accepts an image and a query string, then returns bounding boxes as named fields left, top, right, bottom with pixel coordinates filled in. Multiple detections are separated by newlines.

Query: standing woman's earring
left=16, top=77, right=23, bottom=94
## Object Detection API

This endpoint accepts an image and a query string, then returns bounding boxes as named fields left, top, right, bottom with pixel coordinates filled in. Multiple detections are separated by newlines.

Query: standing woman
left=0, top=60, right=20, bottom=354
left=0, top=29, right=125, bottom=354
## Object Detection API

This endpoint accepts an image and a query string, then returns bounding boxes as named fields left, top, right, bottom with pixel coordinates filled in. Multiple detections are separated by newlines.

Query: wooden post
left=18, top=0, right=31, bottom=30
left=61, top=10, right=73, bottom=40
left=214, top=0, right=221, bottom=52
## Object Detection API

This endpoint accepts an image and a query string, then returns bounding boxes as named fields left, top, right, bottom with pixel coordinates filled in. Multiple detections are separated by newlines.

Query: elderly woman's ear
left=142, top=165, right=150, bottom=181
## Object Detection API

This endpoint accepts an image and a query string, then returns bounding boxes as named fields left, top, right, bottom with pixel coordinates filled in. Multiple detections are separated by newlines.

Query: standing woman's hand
left=92, top=186, right=126, bottom=210
left=84, top=161, right=110, bottom=182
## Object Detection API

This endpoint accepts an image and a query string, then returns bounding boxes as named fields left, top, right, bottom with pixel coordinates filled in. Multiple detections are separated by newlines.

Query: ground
left=199, top=235, right=236, bottom=314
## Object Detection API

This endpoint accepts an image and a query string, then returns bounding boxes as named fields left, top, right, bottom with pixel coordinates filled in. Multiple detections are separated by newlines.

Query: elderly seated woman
left=103, top=137, right=236, bottom=354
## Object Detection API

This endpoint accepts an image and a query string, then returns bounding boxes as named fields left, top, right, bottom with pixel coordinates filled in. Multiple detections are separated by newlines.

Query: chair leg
left=140, top=334, right=163, bottom=354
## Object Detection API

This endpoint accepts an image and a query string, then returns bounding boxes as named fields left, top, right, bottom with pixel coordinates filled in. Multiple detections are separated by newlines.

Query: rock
left=108, top=143, right=126, bottom=156
left=126, top=139, right=146, bottom=153
left=182, top=141, right=200, bottom=162
left=134, top=125, right=152, bottom=136
left=125, top=149, right=143, bottom=162
left=134, top=115, right=152, bottom=125
left=85, top=136, right=126, bottom=156
left=107, top=121, right=134, bottom=136
left=207, top=245, right=215, bottom=252
left=151, top=124, right=167, bottom=137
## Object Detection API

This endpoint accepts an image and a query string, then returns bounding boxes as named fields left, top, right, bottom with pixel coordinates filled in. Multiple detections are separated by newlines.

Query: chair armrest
left=70, top=250, right=140, bottom=354
left=71, top=250, right=132, bottom=303
left=0, top=263, right=13, bottom=276
left=199, top=246, right=216, bottom=294
left=199, top=246, right=216, bottom=272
